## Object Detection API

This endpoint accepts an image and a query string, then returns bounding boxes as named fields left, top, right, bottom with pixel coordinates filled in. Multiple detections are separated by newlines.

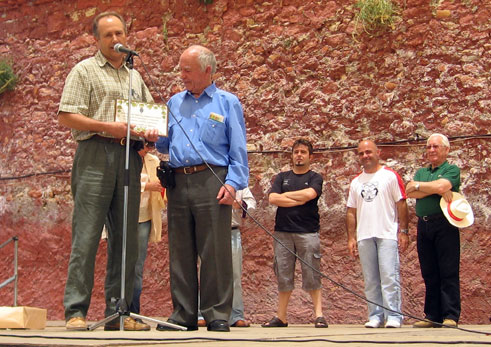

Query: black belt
left=231, top=226, right=239, bottom=230
left=92, top=134, right=142, bottom=148
left=419, top=213, right=446, bottom=222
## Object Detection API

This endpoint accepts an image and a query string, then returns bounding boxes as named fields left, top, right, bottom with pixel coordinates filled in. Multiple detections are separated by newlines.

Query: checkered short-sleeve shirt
left=58, top=50, right=153, bottom=141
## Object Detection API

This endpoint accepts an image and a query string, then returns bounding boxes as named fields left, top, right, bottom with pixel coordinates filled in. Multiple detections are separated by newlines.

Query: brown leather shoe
left=197, top=319, right=207, bottom=327
left=413, top=320, right=440, bottom=328
left=442, top=319, right=458, bottom=327
left=231, top=319, right=250, bottom=327
left=104, top=317, right=150, bottom=331
left=66, top=317, right=87, bottom=331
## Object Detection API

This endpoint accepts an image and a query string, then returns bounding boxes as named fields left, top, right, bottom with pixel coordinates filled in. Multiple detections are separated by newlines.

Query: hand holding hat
left=440, top=192, right=474, bottom=228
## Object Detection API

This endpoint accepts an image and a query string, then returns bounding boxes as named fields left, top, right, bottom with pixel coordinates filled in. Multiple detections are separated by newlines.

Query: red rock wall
left=0, top=0, right=489, bottom=324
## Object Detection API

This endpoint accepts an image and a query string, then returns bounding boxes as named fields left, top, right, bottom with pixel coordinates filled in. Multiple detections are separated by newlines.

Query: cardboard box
left=0, top=306, right=47, bottom=329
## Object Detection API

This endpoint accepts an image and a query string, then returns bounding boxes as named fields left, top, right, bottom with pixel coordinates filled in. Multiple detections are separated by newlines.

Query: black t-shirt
left=270, top=170, right=323, bottom=233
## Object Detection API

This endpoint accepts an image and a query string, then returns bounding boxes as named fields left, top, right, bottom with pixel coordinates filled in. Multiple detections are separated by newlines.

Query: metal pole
left=119, top=53, right=134, bottom=331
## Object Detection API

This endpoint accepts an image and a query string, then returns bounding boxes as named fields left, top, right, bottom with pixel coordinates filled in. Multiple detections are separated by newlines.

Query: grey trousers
left=64, top=137, right=142, bottom=320
left=167, top=167, right=233, bottom=326
left=197, top=227, right=246, bottom=325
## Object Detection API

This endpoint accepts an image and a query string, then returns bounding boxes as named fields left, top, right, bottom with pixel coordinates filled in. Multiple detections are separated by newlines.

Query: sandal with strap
left=261, top=317, right=288, bottom=327
left=315, top=316, right=328, bottom=328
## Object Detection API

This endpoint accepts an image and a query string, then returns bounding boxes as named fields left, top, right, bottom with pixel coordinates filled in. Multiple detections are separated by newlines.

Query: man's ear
left=94, top=36, right=100, bottom=49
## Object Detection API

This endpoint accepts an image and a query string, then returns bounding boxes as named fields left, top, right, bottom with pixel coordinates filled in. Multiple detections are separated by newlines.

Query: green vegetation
left=354, top=0, right=398, bottom=35
left=0, top=58, right=18, bottom=95
left=162, top=13, right=172, bottom=46
left=162, top=20, right=168, bottom=45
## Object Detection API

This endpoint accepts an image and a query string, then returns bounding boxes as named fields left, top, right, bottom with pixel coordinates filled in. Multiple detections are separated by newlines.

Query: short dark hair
left=92, top=12, right=127, bottom=39
left=292, top=139, right=314, bottom=154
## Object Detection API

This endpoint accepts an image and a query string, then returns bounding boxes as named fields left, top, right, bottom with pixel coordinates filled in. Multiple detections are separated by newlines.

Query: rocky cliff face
left=0, top=0, right=489, bottom=324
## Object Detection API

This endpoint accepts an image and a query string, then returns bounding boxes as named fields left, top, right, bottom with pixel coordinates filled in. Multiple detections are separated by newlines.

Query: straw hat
left=440, top=192, right=474, bottom=228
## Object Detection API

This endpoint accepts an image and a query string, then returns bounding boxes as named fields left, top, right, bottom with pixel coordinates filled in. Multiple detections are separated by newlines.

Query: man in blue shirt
left=156, top=45, right=248, bottom=332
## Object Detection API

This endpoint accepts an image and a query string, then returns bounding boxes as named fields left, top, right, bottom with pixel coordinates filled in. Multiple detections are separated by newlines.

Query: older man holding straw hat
left=406, top=133, right=473, bottom=329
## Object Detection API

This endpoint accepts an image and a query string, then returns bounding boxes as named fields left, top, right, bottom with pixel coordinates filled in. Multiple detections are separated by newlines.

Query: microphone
left=114, top=43, right=139, bottom=56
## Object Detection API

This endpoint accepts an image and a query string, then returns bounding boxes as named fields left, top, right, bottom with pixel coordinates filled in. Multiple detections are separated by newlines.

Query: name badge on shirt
left=209, top=112, right=224, bottom=123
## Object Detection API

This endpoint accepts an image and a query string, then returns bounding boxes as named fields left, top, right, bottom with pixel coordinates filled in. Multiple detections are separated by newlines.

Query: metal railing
left=0, top=236, right=18, bottom=306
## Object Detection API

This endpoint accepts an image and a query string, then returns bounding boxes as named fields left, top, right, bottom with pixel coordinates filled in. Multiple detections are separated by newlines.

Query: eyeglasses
left=426, top=144, right=445, bottom=150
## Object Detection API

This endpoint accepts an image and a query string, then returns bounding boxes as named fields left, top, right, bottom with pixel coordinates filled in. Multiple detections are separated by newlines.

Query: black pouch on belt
left=157, top=161, right=175, bottom=188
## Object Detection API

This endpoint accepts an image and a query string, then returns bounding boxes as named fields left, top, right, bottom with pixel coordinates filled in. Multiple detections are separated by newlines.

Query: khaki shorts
left=273, top=231, right=322, bottom=292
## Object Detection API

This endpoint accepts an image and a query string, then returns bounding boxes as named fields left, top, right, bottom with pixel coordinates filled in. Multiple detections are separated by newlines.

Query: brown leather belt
left=174, top=163, right=218, bottom=175
left=92, top=134, right=140, bottom=147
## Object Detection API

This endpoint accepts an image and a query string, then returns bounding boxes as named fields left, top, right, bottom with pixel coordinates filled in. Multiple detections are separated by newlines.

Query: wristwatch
left=415, top=183, right=420, bottom=191
left=400, top=229, right=409, bottom=234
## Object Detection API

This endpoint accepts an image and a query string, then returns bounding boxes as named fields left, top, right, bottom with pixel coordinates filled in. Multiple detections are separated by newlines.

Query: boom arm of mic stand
left=125, top=52, right=134, bottom=69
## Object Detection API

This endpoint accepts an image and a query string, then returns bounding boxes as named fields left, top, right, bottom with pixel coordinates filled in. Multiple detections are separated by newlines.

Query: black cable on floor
left=0, top=333, right=490, bottom=344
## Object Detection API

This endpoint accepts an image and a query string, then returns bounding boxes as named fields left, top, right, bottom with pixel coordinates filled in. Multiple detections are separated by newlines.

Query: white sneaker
left=364, top=320, right=382, bottom=328
left=385, top=319, right=401, bottom=328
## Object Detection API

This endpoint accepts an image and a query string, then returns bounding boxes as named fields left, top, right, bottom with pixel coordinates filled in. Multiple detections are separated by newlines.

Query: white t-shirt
left=347, top=167, right=406, bottom=241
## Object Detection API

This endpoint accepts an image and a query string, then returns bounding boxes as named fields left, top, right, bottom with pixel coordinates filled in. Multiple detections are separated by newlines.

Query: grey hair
left=428, top=133, right=450, bottom=148
left=197, top=48, right=217, bottom=75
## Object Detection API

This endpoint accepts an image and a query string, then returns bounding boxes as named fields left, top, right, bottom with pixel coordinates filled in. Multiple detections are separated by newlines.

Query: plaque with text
left=114, top=99, right=168, bottom=137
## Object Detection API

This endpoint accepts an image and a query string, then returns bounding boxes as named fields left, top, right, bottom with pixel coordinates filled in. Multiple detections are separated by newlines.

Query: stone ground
left=0, top=319, right=490, bottom=347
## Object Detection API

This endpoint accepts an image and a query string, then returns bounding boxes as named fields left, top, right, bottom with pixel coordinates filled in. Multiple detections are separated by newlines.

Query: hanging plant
left=0, top=58, right=18, bottom=95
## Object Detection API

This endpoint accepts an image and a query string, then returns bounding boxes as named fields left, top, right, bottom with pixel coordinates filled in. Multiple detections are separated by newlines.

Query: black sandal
left=261, top=317, right=288, bottom=327
left=315, top=316, right=328, bottom=328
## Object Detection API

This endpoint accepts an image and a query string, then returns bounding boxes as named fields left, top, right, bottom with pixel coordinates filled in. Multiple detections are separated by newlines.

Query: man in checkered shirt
left=58, top=11, right=158, bottom=331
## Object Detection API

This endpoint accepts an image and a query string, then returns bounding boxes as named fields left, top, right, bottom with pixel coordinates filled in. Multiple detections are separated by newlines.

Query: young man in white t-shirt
left=346, top=140, right=409, bottom=328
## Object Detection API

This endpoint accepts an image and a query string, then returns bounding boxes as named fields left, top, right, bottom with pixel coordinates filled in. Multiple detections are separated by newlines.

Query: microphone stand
left=88, top=52, right=185, bottom=331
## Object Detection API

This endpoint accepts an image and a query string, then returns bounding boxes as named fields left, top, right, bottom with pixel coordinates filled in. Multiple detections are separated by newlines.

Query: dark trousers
left=417, top=216, right=461, bottom=322
left=64, top=137, right=142, bottom=320
left=166, top=167, right=233, bottom=326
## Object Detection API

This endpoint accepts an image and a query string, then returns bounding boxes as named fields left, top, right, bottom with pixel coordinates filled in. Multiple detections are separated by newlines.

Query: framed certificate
left=114, top=99, right=168, bottom=137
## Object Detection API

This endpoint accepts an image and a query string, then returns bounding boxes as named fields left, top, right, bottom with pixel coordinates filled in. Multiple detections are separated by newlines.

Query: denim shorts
left=273, top=231, right=322, bottom=292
